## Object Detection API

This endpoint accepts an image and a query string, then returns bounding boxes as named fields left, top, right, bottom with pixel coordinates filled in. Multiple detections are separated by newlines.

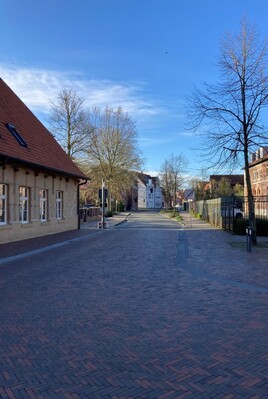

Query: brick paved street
left=0, top=211, right=268, bottom=398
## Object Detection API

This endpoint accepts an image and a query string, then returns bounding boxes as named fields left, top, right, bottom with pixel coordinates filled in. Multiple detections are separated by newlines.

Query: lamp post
left=102, top=179, right=105, bottom=229
left=188, top=199, right=193, bottom=228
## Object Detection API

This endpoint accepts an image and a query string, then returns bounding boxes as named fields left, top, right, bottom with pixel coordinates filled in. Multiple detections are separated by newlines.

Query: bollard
left=246, top=226, right=252, bottom=252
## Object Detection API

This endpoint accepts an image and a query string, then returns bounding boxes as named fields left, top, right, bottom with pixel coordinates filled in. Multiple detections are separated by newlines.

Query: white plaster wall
left=137, top=180, right=146, bottom=209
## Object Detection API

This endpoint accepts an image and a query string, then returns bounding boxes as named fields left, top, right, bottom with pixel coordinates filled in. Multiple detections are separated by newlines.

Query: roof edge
left=0, top=154, right=88, bottom=180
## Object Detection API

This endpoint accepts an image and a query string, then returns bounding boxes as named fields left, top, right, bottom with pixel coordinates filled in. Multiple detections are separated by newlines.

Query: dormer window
left=5, top=123, right=27, bottom=147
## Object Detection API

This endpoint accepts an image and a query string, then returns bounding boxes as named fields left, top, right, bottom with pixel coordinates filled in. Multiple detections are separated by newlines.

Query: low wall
left=79, top=207, right=100, bottom=223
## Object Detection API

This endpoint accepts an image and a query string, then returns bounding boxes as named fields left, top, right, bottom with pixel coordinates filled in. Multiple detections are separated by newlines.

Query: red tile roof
left=0, top=78, right=87, bottom=179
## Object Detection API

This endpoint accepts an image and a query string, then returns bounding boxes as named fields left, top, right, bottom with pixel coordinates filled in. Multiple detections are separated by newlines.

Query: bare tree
left=187, top=18, right=268, bottom=244
left=160, top=160, right=173, bottom=209
left=160, top=153, right=189, bottom=209
left=190, top=168, right=210, bottom=200
left=48, top=89, right=90, bottom=159
left=83, top=106, right=143, bottom=205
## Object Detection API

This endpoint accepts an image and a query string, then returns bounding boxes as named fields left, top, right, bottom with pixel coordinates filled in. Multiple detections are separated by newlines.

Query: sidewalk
left=178, top=210, right=268, bottom=291
left=179, top=209, right=268, bottom=243
left=0, top=212, right=130, bottom=260
left=80, top=212, right=130, bottom=229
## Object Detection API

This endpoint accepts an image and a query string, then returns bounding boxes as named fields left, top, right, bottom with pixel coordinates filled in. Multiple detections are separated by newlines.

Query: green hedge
left=233, top=218, right=268, bottom=236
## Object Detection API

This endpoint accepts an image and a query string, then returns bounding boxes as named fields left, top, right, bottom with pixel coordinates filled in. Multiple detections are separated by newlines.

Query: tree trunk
left=244, top=150, right=257, bottom=244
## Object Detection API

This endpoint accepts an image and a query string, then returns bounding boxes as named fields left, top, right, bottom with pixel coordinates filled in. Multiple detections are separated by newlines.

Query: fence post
left=246, top=226, right=252, bottom=252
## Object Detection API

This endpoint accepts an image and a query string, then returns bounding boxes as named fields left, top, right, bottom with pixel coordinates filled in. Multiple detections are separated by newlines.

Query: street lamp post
left=102, top=179, right=105, bottom=229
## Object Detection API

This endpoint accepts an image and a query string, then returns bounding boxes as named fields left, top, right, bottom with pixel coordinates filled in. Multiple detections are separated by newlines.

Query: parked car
left=221, top=205, right=243, bottom=218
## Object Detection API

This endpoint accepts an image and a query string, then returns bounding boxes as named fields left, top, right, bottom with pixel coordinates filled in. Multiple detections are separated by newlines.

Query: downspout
left=77, top=178, right=88, bottom=229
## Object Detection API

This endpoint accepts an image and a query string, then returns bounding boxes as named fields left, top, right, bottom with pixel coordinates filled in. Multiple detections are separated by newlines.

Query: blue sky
left=1, top=0, right=268, bottom=179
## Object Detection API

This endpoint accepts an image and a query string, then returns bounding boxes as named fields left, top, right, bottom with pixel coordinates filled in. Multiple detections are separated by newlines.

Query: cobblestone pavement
left=0, top=211, right=268, bottom=399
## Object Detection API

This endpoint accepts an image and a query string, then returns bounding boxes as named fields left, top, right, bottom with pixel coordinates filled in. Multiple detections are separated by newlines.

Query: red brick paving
left=0, top=211, right=268, bottom=398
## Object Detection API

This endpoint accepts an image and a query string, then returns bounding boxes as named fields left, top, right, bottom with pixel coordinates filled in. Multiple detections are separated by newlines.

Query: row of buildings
left=0, top=79, right=164, bottom=244
left=1, top=78, right=268, bottom=243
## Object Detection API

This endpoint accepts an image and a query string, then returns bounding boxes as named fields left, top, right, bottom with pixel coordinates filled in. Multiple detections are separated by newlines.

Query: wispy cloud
left=139, top=136, right=178, bottom=147
left=0, top=63, right=165, bottom=122
left=139, top=130, right=195, bottom=147
left=175, top=130, right=195, bottom=137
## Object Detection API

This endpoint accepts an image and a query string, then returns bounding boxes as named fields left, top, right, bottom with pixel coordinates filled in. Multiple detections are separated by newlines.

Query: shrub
left=256, top=218, right=268, bottom=236
left=160, top=209, right=182, bottom=222
left=233, top=218, right=247, bottom=235
left=233, top=218, right=268, bottom=236
left=117, top=201, right=125, bottom=212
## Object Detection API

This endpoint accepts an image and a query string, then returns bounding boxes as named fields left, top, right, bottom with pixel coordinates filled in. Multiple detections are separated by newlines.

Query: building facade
left=247, top=147, right=268, bottom=197
left=0, top=78, right=87, bottom=244
left=245, top=147, right=268, bottom=218
left=132, top=173, right=162, bottom=210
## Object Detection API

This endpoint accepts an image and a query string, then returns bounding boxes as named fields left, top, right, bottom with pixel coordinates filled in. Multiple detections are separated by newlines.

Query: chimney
left=250, top=152, right=256, bottom=163
left=256, top=148, right=260, bottom=159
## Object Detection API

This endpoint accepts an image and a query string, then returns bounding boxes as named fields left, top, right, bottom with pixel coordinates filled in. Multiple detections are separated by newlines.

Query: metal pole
left=102, top=179, right=105, bottom=229
left=246, top=226, right=252, bottom=252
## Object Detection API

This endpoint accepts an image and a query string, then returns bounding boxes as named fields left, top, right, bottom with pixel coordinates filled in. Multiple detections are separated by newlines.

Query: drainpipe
left=77, top=178, right=88, bottom=229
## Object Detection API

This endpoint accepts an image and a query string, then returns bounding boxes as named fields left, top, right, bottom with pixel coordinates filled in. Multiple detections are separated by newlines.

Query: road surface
left=0, top=210, right=268, bottom=398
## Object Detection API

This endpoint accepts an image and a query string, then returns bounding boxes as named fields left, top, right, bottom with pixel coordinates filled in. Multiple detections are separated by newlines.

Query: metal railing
left=191, top=196, right=268, bottom=235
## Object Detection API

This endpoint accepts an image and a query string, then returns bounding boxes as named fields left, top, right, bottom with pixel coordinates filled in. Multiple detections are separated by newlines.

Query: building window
left=56, top=191, right=63, bottom=219
left=6, top=123, right=27, bottom=147
left=0, top=184, right=7, bottom=224
left=40, top=189, right=48, bottom=221
left=19, top=187, right=30, bottom=223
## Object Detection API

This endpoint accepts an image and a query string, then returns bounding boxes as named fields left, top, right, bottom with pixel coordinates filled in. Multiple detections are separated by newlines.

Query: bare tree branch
left=48, top=89, right=91, bottom=159
left=187, top=18, right=268, bottom=243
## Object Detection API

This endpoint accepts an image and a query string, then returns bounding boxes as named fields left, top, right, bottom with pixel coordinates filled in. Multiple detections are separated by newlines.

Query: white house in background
left=132, top=173, right=162, bottom=210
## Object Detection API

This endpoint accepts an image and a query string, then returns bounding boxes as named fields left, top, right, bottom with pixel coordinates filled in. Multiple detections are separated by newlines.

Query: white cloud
left=139, top=136, right=177, bottom=147
left=0, top=64, right=165, bottom=122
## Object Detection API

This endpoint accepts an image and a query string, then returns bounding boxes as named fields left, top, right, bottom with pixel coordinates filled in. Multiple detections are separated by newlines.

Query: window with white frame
left=56, top=191, right=63, bottom=219
left=19, top=187, right=30, bottom=223
left=0, top=184, right=7, bottom=224
left=40, top=189, right=48, bottom=221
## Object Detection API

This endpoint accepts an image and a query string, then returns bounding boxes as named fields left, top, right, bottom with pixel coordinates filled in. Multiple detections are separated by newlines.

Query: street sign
left=99, top=188, right=108, bottom=199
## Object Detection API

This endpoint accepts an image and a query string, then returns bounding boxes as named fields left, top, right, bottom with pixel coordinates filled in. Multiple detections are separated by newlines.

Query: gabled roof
left=136, top=172, right=161, bottom=187
left=0, top=78, right=87, bottom=179
left=184, top=189, right=195, bottom=201
left=249, top=153, right=268, bottom=168
left=137, top=172, right=151, bottom=186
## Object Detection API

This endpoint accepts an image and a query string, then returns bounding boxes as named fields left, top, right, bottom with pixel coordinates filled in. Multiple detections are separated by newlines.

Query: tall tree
left=211, top=177, right=233, bottom=198
left=160, top=153, right=189, bottom=209
left=187, top=18, right=268, bottom=244
left=160, top=160, right=173, bottom=209
left=84, top=106, right=143, bottom=205
left=48, top=89, right=90, bottom=159
left=190, top=168, right=210, bottom=201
